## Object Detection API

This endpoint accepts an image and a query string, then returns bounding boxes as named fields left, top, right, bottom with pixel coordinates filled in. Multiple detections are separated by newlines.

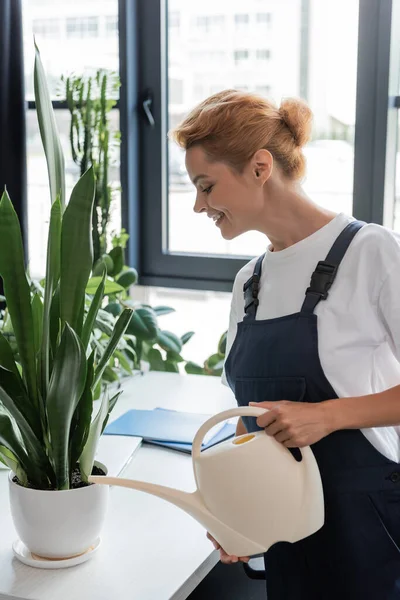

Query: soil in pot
left=12, top=464, right=105, bottom=490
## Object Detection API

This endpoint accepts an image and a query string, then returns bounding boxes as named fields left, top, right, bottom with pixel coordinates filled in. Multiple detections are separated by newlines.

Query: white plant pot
left=8, top=462, right=109, bottom=559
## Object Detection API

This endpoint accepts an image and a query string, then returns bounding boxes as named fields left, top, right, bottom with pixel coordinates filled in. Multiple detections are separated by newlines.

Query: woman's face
left=185, top=145, right=269, bottom=240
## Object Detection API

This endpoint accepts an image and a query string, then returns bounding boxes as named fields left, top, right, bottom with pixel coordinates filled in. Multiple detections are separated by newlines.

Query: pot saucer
left=12, top=538, right=101, bottom=569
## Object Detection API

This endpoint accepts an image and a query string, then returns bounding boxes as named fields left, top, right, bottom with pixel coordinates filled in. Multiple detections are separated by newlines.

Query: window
left=234, top=50, right=249, bottom=63
left=255, top=85, right=271, bottom=96
left=137, top=0, right=363, bottom=290
left=195, top=15, right=225, bottom=33
left=256, top=13, right=271, bottom=24
left=23, top=0, right=120, bottom=277
left=169, top=11, right=180, bottom=28
left=32, top=18, right=60, bottom=38
left=235, top=14, right=249, bottom=25
left=66, top=17, right=99, bottom=38
left=256, top=49, right=271, bottom=60
left=169, top=79, right=184, bottom=104
left=105, top=15, right=118, bottom=36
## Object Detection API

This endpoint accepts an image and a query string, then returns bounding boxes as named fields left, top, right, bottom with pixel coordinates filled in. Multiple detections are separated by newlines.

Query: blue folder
left=104, top=407, right=236, bottom=453
left=148, top=421, right=236, bottom=454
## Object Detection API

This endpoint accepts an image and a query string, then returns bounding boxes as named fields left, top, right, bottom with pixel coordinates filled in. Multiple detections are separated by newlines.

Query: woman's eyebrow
left=193, top=173, right=209, bottom=185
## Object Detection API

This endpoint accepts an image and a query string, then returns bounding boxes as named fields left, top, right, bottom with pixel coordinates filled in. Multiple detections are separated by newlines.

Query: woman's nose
left=193, top=193, right=208, bottom=214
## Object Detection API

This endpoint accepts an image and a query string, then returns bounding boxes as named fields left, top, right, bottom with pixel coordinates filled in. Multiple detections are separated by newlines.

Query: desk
left=0, top=372, right=237, bottom=600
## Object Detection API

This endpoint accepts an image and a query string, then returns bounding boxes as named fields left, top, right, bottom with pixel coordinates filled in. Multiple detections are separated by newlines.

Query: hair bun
left=279, top=98, right=313, bottom=148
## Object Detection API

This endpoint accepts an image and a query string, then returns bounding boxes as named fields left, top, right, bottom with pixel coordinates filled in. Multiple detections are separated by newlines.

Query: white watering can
left=89, top=407, right=324, bottom=557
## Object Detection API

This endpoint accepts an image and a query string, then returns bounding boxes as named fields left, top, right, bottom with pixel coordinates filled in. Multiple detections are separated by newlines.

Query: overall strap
left=243, top=253, right=265, bottom=320
left=301, top=220, right=366, bottom=314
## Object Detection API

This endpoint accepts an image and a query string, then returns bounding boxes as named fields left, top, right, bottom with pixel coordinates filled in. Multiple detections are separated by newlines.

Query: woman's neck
left=258, top=182, right=338, bottom=252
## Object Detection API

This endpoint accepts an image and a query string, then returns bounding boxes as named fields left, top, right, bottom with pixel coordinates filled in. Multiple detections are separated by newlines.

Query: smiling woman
left=169, top=89, right=313, bottom=242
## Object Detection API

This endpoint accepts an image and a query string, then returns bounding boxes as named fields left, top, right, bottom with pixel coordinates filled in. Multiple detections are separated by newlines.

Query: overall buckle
left=306, top=261, right=338, bottom=300
left=243, top=274, right=260, bottom=311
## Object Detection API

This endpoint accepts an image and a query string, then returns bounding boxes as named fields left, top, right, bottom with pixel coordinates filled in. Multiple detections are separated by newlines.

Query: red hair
left=170, top=90, right=313, bottom=180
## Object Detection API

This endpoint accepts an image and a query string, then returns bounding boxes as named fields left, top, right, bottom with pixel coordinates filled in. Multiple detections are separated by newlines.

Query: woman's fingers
left=206, top=531, right=221, bottom=550
left=264, top=420, right=284, bottom=437
left=206, top=532, right=250, bottom=564
left=274, top=430, right=291, bottom=444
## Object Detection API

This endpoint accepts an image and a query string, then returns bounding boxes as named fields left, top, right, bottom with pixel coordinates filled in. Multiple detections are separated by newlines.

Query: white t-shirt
left=222, top=212, right=400, bottom=462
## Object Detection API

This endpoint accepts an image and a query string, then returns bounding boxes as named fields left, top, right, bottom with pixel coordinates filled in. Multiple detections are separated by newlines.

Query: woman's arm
left=326, top=384, right=400, bottom=430
left=250, top=384, right=400, bottom=448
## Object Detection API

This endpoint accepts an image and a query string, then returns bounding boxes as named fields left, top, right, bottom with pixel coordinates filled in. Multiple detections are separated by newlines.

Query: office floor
left=188, top=561, right=266, bottom=600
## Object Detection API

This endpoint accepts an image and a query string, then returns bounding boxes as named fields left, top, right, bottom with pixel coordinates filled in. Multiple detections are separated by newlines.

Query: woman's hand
left=206, top=532, right=250, bottom=564
left=249, top=400, right=334, bottom=447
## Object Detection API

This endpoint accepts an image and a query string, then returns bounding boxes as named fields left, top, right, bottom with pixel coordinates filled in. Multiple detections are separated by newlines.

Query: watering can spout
left=89, top=475, right=266, bottom=556
left=89, top=475, right=203, bottom=517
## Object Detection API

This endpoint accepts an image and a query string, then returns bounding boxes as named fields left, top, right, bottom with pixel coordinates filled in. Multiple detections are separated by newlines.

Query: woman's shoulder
left=340, top=221, right=400, bottom=299
left=351, top=221, right=400, bottom=265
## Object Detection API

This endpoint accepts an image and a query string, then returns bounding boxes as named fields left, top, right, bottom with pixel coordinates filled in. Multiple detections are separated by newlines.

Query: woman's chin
left=218, top=221, right=241, bottom=241
left=220, top=229, right=236, bottom=241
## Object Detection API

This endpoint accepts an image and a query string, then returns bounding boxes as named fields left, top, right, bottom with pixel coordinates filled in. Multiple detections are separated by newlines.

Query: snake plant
left=0, top=43, right=132, bottom=491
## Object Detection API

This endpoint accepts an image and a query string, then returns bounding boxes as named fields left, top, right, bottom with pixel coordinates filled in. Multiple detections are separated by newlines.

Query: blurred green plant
left=185, top=331, right=227, bottom=377
left=90, top=234, right=195, bottom=375
left=62, top=70, right=120, bottom=264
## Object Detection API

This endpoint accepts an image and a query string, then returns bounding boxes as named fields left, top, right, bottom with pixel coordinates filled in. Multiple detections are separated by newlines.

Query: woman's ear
left=252, top=149, right=273, bottom=183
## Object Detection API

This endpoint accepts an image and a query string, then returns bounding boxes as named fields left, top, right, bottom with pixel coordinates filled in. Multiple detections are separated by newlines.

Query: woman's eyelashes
left=202, top=185, right=214, bottom=195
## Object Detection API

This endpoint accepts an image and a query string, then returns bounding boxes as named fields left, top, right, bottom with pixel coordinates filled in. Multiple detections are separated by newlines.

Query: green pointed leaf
left=116, top=268, right=138, bottom=289
left=108, top=246, right=124, bottom=276
left=181, top=331, right=195, bottom=345
left=69, top=351, right=95, bottom=470
left=81, top=272, right=106, bottom=350
left=80, top=392, right=109, bottom=481
left=31, top=294, right=44, bottom=356
left=0, top=366, right=42, bottom=440
left=0, top=331, right=19, bottom=377
left=0, top=384, right=53, bottom=487
left=46, top=324, right=87, bottom=490
left=0, top=412, right=35, bottom=485
left=86, top=276, right=123, bottom=295
left=126, top=307, right=159, bottom=341
left=34, top=43, right=65, bottom=208
left=0, top=445, right=27, bottom=485
left=157, top=331, right=182, bottom=354
left=92, top=309, right=133, bottom=390
left=60, top=168, right=95, bottom=333
left=0, top=191, right=38, bottom=409
left=40, top=198, right=62, bottom=398
left=184, top=361, right=205, bottom=375
left=49, top=286, right=60, bottom=359
left=153, top=306, right=175, bottom=316
left=100, top=390, right=122, bottom=435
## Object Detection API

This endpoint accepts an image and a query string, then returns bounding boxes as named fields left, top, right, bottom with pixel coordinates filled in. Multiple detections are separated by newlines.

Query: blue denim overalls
left=225, top=221, right=400, bottom=599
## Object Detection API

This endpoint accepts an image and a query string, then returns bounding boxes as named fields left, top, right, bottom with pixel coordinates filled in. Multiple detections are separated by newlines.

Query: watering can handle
left=192, top=406, right=268, bottom=460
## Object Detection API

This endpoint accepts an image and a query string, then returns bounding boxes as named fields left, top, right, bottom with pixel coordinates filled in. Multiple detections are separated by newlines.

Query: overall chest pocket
left=235, top=376, right=306, bottom=433
left=235, top=376, right=306, bottom=406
